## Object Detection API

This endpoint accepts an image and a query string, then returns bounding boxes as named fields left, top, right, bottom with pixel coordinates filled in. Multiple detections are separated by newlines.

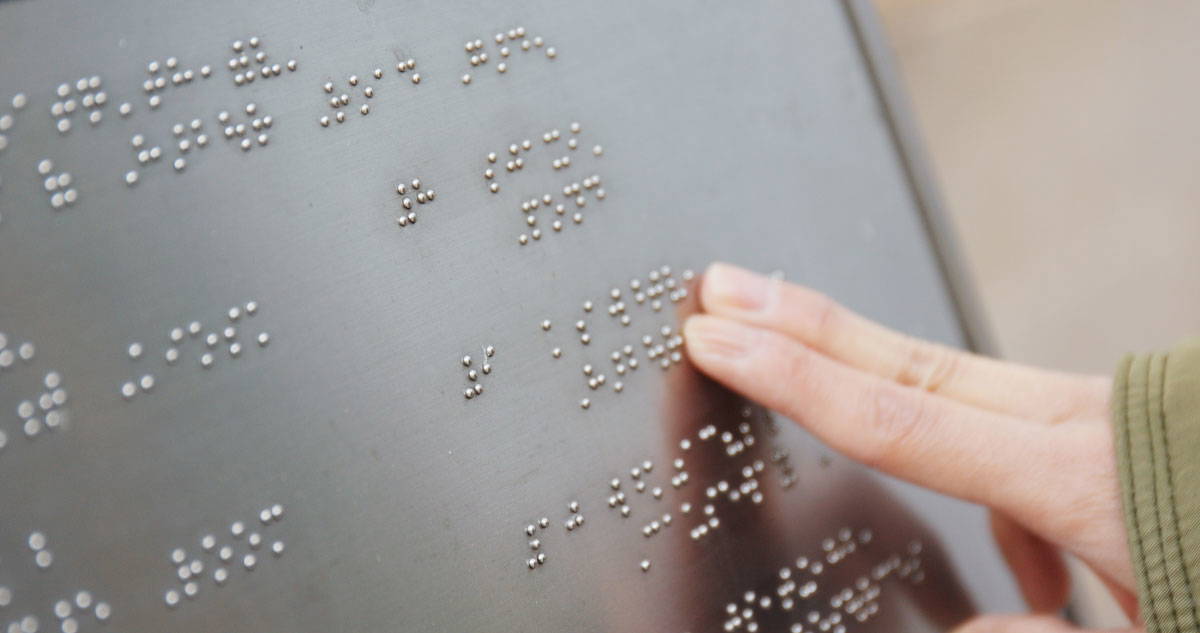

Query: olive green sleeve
left=1114, top=338, right=1200, bottom=633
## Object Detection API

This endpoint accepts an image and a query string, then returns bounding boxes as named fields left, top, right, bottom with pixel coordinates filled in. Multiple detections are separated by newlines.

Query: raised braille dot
left=184, top=581, right=198, bottom=597
left=165, top=589, right=180, bottom=607
left=551, top=347, right=561, bottom=358
left=35, top=549, right=53, bottom=567
left=580, top=398, right=590, bottom=409
left=70, top=591, right=92, bottom=613
left=219, top=545, right=232, bottom=561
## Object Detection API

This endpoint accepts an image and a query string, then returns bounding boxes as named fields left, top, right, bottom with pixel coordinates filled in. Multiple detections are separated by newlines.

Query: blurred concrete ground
left=873, top=0, right=1200, bottom=626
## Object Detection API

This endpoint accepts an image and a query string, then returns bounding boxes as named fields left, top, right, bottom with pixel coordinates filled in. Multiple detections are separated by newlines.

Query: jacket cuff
left=1113, top=338, right=1200, bottom=633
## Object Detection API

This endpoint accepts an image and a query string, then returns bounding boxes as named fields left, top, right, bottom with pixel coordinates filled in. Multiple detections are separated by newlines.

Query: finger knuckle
left=896, top=340, right=960, bottom=393
left=858, top=383, right=929, bottom=470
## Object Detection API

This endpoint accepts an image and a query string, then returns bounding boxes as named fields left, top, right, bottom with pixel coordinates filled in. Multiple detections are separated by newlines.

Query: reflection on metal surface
left=624, top=329, right=977, bottom=632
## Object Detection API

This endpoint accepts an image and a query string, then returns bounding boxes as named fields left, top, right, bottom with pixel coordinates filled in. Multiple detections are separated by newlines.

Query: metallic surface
left=0, top=0, right=1022, bottom=631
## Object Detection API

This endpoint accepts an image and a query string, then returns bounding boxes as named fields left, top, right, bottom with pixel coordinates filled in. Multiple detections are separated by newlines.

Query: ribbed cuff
left=1113, top=338, right=1200, bottom=633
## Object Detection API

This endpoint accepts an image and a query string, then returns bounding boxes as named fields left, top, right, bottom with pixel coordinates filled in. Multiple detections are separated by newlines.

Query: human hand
left=683, top=263, right=1139, bottom=632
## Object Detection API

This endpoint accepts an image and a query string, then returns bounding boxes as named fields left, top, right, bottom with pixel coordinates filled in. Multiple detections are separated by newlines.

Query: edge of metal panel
left=841, top=0, right=999, bottom=357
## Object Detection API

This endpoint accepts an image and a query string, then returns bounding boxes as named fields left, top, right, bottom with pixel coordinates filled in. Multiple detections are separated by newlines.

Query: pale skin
left=683, top=263, right=1142, bottom=633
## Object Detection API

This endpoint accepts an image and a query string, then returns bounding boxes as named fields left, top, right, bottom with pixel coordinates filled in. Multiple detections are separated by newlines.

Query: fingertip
left=701, top=262, right=769, bottom=313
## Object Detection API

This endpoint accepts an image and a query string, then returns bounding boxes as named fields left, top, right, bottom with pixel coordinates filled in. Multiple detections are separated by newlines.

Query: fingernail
left=684, top=316, right=754, bottom=361
left=705, top=263, right=770, bottom=311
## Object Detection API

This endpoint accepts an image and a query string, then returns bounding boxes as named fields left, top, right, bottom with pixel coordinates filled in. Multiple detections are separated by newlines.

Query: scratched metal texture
left=0, top=0, right=1023, bottom=631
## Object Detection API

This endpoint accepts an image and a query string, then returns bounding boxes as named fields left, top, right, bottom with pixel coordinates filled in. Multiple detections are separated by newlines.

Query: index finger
left=699, top=263, right=1110, bottom=423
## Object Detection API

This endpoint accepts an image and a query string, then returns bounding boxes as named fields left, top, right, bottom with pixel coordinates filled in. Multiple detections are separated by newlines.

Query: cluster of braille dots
left=143, top=55, right=211, bottom=111
left=521, top=499, right=583, bottom=571
left=482, top=121, right=600, bottom=197
left=318, top=60, right=418, bottom=127
left=225, top=37, right=297, bottom=87
left=124, top=116, right=216, bottom=184
left=0, top=93, right=27, bottom=167
left=218, top=103, right=274, bottom=153
left=758, top=408, right=799, bottom=489
left=621, top=417, right=766, bottom=546
left=118, top=301, right=269, bottom=400
left=394, top=178, right=434, bottom=228
left=514, top=171, right=606, bottom=246
left=512, top=412, right=776, bottom=580
left=461, top=345, right=494, bottom=399
left=0, top=331, right=35, bottom=375
left=124, top=132, right=165, bottom=185
left=34, top=159, right=78, bottom=210
left=540, top=266, right=693, bottom=409
left=605, top=459, right=680, bottom=562
left=26, top=531, right=55, bottom=570
left=1, top=615, right=40, bottom=633
left=0, top=95, right=28, bottom=218
left=163, top=503, right=286, bottom=608
left=690, top=429, right=765, bottom=538
left=459, top=26, right=556, bottom=86
left=12, top=371, right=69, bottom=442
left=47, top=76, right=107, bottom=135
left=0, top=333, right=44, bottom=453
left=722, top=531, right=922, bottom=633
left=47, top=590, right=113, bottom=633
left=1, top=615, right=39, bottom=633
